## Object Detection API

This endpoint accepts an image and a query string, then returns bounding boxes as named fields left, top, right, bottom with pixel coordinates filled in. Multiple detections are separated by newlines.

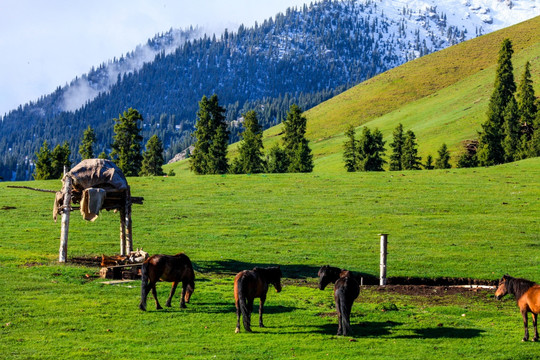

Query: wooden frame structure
left=55, top=159, right=143, bottom=263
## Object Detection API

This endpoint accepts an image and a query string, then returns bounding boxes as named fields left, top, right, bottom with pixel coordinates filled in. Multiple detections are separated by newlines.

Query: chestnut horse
left=495, top=274, right=540, bottom=342
left=234, top=266, right=282, bottom=333
left=318, top=265, right=360, bottom=336
left=139, top=253, right=195, bottom=311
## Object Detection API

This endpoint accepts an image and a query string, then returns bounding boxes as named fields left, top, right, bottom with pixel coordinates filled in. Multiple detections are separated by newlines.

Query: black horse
left=139, top=253, right=195, bottom=311
left=318, top=265, right=360, bottom=336
left=495, top=274, right=540, bottom=342
left=234, top=266, right=283, bottom=333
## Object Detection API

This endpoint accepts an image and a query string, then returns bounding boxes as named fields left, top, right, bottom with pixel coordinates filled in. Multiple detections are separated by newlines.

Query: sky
left=0, top=0, right=311, bottom=116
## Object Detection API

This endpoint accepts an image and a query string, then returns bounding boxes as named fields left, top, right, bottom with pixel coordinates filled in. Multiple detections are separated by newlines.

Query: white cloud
left=0, top=0, right=310, bottom=115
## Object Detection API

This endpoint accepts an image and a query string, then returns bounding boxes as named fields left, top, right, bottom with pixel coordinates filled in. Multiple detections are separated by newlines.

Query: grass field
left=1, top=158, right=539, bottom=359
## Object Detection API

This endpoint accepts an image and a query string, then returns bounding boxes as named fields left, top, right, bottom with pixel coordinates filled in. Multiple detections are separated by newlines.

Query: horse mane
left=506, top=275, right=537, bottom=299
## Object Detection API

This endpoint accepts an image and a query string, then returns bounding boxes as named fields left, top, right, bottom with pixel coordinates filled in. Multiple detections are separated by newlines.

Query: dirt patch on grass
left=376, top=285, right=492, bottom=297
left=69, top=256, right=102, bottom=267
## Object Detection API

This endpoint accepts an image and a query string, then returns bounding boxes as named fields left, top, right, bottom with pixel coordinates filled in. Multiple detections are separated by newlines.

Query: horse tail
left=139, top=260, right=150, bottom=311
left=238, top=275, right=252, bottom=332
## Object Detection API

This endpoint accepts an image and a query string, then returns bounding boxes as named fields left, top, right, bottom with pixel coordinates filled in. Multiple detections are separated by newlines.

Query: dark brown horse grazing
left=495, top=274, right=540, bottom=342
left=318, top=265, right=360, bottom=336
left=139, top=253, right=195, bottom=311
left=234, top=266, right=282, bottom=333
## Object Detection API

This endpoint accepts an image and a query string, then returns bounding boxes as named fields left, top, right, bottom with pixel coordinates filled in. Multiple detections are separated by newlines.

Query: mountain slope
left=1, top=0, right=539, bottom=181
left=166, top=15, right=540, bottom=174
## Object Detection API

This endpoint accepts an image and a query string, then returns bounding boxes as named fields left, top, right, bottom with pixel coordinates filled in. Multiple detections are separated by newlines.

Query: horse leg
left=522, top=309, right=529, bottom=342
left=179, top=281, right=188, bottom=308
left=532, top=313, right=539, bottom=342
left=335, top=296, right=342, bottom=336
left=151, top=283, right=163, bottom=310
left=235, top=299, right=241, bottom=333
left=259, top=296, right=266, bottom=328
left=165, top=281, right=178, bottom=308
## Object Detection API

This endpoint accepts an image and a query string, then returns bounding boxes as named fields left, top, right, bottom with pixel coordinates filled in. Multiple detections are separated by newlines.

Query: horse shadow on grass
left=308, top=321, right=402, bottom=337
left=194, top=259, right=377, bottom=280
left=394, top=326, right=485, bottom=339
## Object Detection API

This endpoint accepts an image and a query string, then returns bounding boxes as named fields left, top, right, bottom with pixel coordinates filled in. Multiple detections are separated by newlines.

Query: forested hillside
left=0, top=0, right=519, bottom=180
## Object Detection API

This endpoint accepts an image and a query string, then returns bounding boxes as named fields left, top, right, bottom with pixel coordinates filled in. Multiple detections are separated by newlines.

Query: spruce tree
left=79, top=126, right=96, bottom=160
left=516, top=61, right=538, bottom=158
left=140, top=135, right=165, bottom=176
left=357, top=127, right=386, bottom=171
left=343, top=125, right=359, bottom=172
left=401, top=130, right=422, bottom=170
left=282, top=104, right=313, bottom=173
left=190, top=94, right=229, bottom=174
left=98, top=151, right=108, bottom=160
left=234, top=110, right=265, bottom=174
left=502, top=97, right=521, bottom=163
left=477, top=39, right=516, bottom=166
left=435, top=143, right=451, bottom=169
left=424, top=155, right=434, bottom=170
left=111, top=108, right=143, bottom=176
left=266, top=144, right=289, bottom=173
left=34, top=141, right=53, bottom=180
left=389, top=123, right=404, bottom=170
left=51, top=142, right=72, bottom=178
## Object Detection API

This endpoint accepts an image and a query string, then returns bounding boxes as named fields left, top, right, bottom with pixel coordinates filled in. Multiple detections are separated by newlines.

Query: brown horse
left=318, top=265, right=360, bottom=336
left=139, top=253, right=195, bottom=311
left=495, top=274, right=540, bottom=342
left=234, top=266, right=282, bottom=333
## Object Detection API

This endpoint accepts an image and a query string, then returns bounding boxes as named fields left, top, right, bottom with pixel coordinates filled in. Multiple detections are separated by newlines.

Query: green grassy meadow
left=1, top=158, right=539, bottom=359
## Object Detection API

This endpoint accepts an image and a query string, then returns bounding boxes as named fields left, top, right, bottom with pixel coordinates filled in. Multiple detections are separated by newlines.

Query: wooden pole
left=125, top=187, right=133, bottom=254
left=119, top=208, right=126, bottom=256
left=379, top=233, right=388, bottom=286
left=59, top=176, right=72, bottom=263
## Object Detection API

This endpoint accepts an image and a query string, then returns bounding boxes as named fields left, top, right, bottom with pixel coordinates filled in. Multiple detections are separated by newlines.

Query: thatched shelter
left=54, top=159, right=143, bottom=262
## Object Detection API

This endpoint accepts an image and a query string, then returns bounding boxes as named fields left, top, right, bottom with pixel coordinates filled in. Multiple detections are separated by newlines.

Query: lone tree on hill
left=34, top=141, right=53, bottom=180
left=401, top=130, right=422, bottom=170
left=190, top=94, right=229, bottom=174
left=477, top=38, right=516, bottom=166
left=424, top=154, right=434, bottom=170
left=389, top=123, right=404, bottom=171
left=111, top=108, right=144, bottom=176
left=435, top=143, right=451, bottom=169
left=140, top=135, right=165, bottom=176
left=231, top=110, right=265, bottom=174
left=282, top=104, right=313, bottom=173
left=79, top=126, right=96, bottom=160
left=51, top=142, right=72, bottom=178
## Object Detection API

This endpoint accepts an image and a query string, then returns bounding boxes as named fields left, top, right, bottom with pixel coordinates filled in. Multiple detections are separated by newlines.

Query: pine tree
left=190, top=94, right=229, bottom=174
left=51, top=142, right=72, bottom=178
left=389, top=123, right=404, bottom=171
left=266, top=144, right=289, bottom=173
left=477, top=38, right=516, bottom=166
left=98, top=151, right=108, bottom=160
left=343, top=125, right=359, bottom=172
left=424, top=155, right=434, bottom=170
left=401, top=130, right=422, bottom=170
left=140, top=135, right=165, bottom=176
left=502, top=97, right=521, bottom=163
left=357, top=127, right=386, bottom=171
left=111, top=108, right=143, bottom=176
left=234, top=110, right=265, bottom=174
left=33, top=141, right=53, bottom=180
left=516, top=61, right=538, bottom=158
left=79, top=126, right=96, bottom=160
left=435, top=143, right=451, bottom=169
left=282, top=104, right=313, bottom=173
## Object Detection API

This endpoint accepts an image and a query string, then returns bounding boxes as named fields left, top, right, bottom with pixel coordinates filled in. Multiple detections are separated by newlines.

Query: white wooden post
left=59, top=176, right=72, bottom=262
left=120, top=208, right=126, bottom=256
left=379, top=233, right=388, bottom=286
left=125, top=186, right=133, bottom=254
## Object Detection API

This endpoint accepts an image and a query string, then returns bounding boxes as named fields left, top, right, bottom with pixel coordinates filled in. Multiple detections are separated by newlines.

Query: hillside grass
left=1, top=159, right=539, bottom=358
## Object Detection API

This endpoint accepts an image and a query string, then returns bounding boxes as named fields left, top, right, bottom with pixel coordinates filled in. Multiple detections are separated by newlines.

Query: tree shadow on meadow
left=394, top=327, right=485, bottom=339
left=308, top=321, right=403, bottom=337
